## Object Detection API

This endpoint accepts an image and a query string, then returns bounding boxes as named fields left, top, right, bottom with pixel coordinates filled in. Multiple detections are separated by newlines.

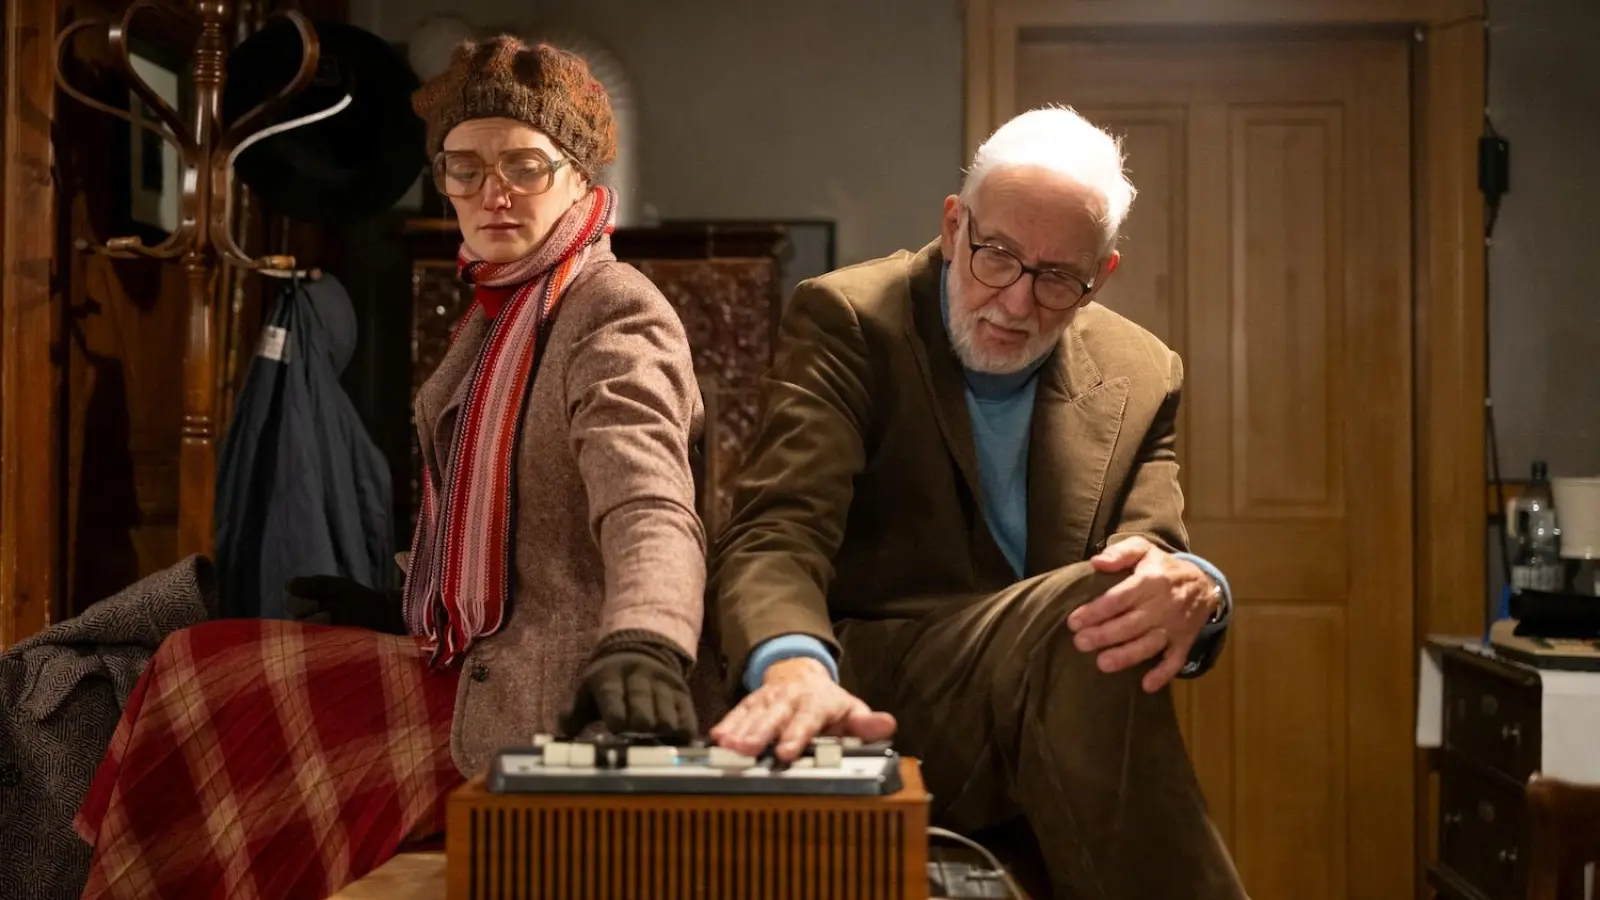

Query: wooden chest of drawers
left=1428, top=644, right=1543, bottom=900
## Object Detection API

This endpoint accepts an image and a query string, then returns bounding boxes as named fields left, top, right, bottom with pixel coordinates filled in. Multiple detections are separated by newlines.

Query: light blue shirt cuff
left=743, top=634, right=839, bottom=693
left=1172, top=551, right=1232, bottom=632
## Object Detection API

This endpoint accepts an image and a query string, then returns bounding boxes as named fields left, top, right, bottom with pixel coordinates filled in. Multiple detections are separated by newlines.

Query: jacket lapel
left=904, top=242, right=984, bottom=504
left=902, top=242, right=1014, bottom=580
left=414, top=308, right=491, bottom=485
left=1026, top=321, right=1129, bottom=572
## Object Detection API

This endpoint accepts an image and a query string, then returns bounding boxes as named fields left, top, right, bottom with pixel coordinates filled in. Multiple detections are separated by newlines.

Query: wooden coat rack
left=54, top=0, right=327, bottom=558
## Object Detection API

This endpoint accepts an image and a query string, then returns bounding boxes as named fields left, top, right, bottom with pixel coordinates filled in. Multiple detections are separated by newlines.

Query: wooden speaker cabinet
left=445, top=757, right=931, bottom=900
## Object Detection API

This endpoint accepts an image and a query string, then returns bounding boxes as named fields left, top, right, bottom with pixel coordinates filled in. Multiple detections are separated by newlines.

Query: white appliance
left=1553, top=476, right=1600, bottom=560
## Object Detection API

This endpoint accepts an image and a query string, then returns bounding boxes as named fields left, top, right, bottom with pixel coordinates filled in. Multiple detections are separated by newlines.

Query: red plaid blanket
left=75, top=619, right=463, bottom=900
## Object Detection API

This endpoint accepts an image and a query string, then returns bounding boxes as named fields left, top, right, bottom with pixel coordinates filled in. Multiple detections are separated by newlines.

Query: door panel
left=1014, top=37, right=1414, bottom=899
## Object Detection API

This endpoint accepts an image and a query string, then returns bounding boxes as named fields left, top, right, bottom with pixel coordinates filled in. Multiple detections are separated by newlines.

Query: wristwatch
left=1203, top=576, right=1229, bottom=627
left=1181, top=573, right=1231, bottom=678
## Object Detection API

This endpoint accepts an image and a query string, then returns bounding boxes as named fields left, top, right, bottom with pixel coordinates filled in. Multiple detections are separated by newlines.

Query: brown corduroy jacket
left=413, top=238, right=716, bottom=776
left=710, top=241, right=1191, bottom=687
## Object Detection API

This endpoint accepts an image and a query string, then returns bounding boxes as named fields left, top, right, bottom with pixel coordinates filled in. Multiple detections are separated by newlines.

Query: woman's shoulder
left=562, top=257, right=680, bottom=329
left=551, top=259, right=695, bottom=385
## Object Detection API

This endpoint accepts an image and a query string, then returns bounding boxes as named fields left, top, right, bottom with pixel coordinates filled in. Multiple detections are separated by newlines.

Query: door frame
left=963, top=0, right=1485, bottom=895
left=1, top=0, right=62, bottom=647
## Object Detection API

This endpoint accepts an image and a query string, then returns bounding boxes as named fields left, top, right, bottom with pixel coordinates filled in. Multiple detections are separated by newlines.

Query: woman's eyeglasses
left=431, top=147, right=571, bottom=198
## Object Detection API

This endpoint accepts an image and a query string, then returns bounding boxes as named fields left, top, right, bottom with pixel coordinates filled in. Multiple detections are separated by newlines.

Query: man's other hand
left=1067, top=536, right=1220, bottom=693
left=709, top=657, right=897, bottom=762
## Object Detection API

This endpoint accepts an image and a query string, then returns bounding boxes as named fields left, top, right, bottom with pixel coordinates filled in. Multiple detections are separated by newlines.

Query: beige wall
left=356, top=0, right=965, bottom=265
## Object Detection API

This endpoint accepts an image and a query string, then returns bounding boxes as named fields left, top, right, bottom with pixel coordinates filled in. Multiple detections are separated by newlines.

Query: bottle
left=1510, top=461, right=1565, bottom=592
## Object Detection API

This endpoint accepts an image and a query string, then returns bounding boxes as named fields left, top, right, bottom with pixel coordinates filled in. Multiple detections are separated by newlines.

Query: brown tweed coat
left=413, top=237, right=714, bottom=776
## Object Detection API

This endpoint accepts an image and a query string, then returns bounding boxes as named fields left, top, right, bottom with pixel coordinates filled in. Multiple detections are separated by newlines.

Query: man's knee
left=998, top=561, right=1128, bottom=651
left=984, top=561, right=1167, bottom=730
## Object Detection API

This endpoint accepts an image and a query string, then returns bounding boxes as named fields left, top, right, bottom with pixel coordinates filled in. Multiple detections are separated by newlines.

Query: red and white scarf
left=403, top=185, right=616, bottom=667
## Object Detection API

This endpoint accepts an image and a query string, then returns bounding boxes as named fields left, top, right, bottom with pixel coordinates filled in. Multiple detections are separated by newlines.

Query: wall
left=1486, top=0, right=1600, bottom=483
left=1482, top=0, right=1600, bottom=604
left=350, top=0, right=965, bottom=265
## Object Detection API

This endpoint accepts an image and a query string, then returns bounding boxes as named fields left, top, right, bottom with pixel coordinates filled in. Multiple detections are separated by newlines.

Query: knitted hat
left=411, top=35, right=617, bottom=179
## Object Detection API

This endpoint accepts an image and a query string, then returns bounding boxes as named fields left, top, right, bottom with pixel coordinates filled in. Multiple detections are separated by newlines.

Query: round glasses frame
left=431, top=147, right=571, bottom=198
left=964, top=216, right=1095, bottom=312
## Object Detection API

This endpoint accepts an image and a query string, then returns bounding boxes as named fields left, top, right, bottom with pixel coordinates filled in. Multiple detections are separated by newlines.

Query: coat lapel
left=1025, top=321, right=1129, bottom=572
left=414, top=307, right=491, bottom=486
left=902, top=242, right=1013, bottom=580
left=904, top=242, right=984, bottom=504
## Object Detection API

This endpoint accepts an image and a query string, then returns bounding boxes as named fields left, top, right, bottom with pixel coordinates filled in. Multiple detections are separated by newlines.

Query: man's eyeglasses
left=965, top=216, right=1094, bottom=311
left=431, top=147, right=571, bottom=198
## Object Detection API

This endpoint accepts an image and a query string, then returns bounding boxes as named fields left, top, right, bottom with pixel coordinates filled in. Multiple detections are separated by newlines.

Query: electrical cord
left=926, top=826, right=1025, bottom=900
left=1481, top=14, right=1515, bottom=608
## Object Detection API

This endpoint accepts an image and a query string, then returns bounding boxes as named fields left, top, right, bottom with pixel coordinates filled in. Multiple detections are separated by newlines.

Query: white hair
left=959, top=106, right=1137, bottom=250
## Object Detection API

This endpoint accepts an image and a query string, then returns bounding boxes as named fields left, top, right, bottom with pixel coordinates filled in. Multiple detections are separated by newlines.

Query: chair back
left=1526, top=773, right=1600, bottom=900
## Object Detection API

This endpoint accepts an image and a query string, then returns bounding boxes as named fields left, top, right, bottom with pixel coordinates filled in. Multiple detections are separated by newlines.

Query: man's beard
left=947, top=279, right=1069, bottom=374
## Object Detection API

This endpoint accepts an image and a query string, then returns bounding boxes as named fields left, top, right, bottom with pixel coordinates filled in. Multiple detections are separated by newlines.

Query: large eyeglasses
left=431, top=147, right=571, bottom=198
left=965, top=216, right=1094, bottom=311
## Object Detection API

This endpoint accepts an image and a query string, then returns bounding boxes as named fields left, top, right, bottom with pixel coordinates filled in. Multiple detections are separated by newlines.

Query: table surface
left=328, top=852, right=444, bottom=900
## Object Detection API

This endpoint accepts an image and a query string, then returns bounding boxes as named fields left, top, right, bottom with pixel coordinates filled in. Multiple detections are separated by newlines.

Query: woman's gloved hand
left=283, top=575, right=408, bottom=635
left=559, top=629, right=697, bottom=743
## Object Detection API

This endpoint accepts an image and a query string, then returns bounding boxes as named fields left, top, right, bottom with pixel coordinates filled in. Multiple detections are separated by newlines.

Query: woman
left=74, top=37, right=711, bottom=900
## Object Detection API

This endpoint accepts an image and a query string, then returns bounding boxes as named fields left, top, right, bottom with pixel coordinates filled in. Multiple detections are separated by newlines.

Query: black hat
left=222, top=19, right=425, bottom=224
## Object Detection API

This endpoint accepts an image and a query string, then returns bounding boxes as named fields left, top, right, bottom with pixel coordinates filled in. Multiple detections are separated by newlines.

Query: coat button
left=470, top=662, right=490, bottom=683
left=0, top=764, right=21, bottom=788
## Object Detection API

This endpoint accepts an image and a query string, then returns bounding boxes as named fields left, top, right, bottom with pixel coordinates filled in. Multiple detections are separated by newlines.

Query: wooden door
left=1016, top=36, right=1415, bottom=899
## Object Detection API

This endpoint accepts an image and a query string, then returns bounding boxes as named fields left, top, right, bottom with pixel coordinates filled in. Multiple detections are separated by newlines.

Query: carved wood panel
left=407, top=224, right=785, bottom=538
left=631, top=257, right=775, bottom=535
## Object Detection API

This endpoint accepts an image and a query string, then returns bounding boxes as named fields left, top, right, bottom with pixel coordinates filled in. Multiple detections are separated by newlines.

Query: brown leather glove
left=559, top=629, right=697, bottom=743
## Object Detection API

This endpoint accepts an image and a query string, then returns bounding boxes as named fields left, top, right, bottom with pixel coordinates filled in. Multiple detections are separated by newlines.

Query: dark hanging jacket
left=214, top=273, right=395, bottom=619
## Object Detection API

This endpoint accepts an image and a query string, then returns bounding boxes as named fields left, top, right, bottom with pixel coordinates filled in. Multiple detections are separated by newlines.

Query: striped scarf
left=403, top=185, right=617, bottom=668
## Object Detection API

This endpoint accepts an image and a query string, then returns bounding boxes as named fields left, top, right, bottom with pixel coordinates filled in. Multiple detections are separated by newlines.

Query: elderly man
left=708, top=107, right=1246, bottom=899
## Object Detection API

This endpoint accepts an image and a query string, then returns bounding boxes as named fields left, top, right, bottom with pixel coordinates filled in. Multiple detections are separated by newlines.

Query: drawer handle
left=1502, top=723, right=1522, bottom=743
left=1499, top=848, right=1519, bottom=865
left=1481, top=694, right=1500, bottom=715
left=1443, top=811, right=1463, bottom=827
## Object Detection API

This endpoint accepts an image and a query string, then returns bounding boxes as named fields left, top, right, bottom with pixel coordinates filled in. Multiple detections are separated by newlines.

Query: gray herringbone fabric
left=0, top=555, right=213, bottom=900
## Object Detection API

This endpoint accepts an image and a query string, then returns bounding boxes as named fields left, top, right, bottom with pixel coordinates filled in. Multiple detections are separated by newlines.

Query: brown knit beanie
left=411, top=35, right=617, bottom=179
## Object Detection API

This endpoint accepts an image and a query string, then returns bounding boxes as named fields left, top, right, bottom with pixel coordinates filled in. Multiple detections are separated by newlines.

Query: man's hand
left=709, top=657, right=897, bottom=762
left=559, top=631, right=697, bottom=743
left=1067, top=537, right=1220, bottom=693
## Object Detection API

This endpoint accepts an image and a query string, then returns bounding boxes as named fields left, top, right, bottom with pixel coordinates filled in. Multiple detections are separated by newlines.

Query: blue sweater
left=742, top=268, right=1230, bottom=691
